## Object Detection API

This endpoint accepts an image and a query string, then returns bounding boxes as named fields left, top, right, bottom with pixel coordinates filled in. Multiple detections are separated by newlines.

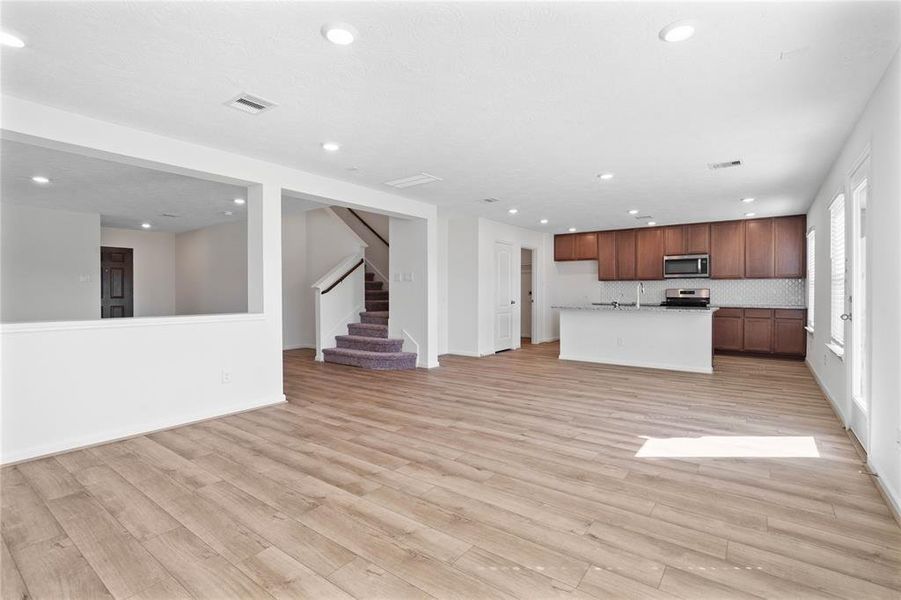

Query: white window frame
left=829, top=193, right=846, bottom=352
left=806, top=228, right=815, bottom=332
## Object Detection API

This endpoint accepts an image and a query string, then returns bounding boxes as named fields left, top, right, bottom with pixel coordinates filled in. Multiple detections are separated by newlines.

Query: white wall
left=805, top=49, right=901, bottom=514
left=389, top=216, right=436, bottom=367
left=2, top=96, right=438, bottom=464
left=331, top=206, right=390, bottom=284
left=1, top=204, right=100, bottom=322
left=175, top=221, right=248, bottom=315
left=443, top=216, right=480, bottom=356
left=281, top=206, right=365, bottom=350
left=100, top=227, right=176, bottom=317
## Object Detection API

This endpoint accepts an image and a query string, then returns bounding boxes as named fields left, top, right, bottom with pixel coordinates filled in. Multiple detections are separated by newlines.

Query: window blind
left=807, top=229, right=815, bottom=329
left=829, top=195, right=845, bottom=346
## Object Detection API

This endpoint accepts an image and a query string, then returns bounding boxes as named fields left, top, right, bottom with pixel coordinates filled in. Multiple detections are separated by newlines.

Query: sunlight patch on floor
left=635, top=435, right=820, bottom=458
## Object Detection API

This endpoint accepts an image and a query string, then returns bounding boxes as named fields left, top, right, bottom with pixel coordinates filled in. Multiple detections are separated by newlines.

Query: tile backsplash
left=601, top=278, right=806, bottom=307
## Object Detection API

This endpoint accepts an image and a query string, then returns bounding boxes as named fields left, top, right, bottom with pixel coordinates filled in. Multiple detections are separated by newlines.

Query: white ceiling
left=1, top=140, right=248, bottom=233
left=1, top=2, right=898, bottom=233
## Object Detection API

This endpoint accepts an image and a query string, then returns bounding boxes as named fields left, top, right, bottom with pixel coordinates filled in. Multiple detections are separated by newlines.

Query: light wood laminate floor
left=3, top=344, right=900, bottom=599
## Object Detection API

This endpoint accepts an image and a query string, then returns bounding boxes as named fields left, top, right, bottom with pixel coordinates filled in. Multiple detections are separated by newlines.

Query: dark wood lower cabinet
left=713, top=308, right=806, bottom=358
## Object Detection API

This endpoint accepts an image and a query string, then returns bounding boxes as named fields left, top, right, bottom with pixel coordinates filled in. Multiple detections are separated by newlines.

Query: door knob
left=511, top=300, right=516, bottom=305
left=840, top=313, right=852, bottom=321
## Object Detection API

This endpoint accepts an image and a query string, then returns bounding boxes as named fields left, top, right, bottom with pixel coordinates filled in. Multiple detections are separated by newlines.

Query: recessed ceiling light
left=321, top=23, right=358, bottom=46
left=741, top=197, right=755, bottom=203
left=31, top=175, right=50, bottom=184
left=322, top=142, right=340, bottom=152
left=659, top=21, right=696, bottom=43
left=540, top=219, right=549, bottom=225
left=568, top=227, right=577, bottom=233
left=647, top=221, right=657, bottom=226
left=745, top=212, right=756, bottom=217
left=233, top=198, right=246, bottom=205
left=141, top=222, right=152, bottom=229
left=508, top=208, right=518, bottom=215
left=1, top=31, right=25, bottom=48
left=628, top=209, right=639, bottom=215
left=599, top=173, right=614, bottom=180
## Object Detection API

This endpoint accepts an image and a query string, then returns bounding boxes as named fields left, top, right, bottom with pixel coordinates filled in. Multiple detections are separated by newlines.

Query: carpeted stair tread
left=336, top=335, right=404, bottom=352
left=322, top=347, right=417, bottom=370
left=365, top=272, right=375, bottom=282
left=365, top=290, right=389, bottom=301
left=366, top=301, right=389, bottom=311
left=347, top=323, right=388, bottom=338
left=365, top=281, right=383, bottom=291
left=360, top=311, right=389, bottom=325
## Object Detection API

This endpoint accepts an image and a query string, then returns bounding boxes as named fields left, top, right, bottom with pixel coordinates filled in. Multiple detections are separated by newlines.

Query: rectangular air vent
left=384, top=172, right=443, bottom=189
left=226, top=93, right=276, bottom=115
left=708, top=160, right=742, bottom=170
left=480, top=197, right=500, bottom=203
left=160, top=213, right=181, bottom=218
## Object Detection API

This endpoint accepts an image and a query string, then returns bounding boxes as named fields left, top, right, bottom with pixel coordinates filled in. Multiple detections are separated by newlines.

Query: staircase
left=322, top=272, right=417, bottom=370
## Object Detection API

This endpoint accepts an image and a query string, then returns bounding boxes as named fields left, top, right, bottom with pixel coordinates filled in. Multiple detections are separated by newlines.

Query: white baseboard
left=805, top=358, right=847, bottom=426
left=1, top=394, right=286, bottom=466
left=869, top=459, right=901, bottom=525
left=558, top=353, right=713, bottom=374
left=283, top=343, right=315, bottom=351
left=445, top=349, right=481, bottom=357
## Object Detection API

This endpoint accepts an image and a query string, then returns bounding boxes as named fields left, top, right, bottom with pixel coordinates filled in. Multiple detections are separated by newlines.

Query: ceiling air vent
left=480, top=197, right=500, bottom=203
left=225, top=93, right=276, bottom=115
left=708, top=160, right=742, bottom=170
left=384, top=172, right=443, bottom=189
left=160, top=213, right=181, bottom=218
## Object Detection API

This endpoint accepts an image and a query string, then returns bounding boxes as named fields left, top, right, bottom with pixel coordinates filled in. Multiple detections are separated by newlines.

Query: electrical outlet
left=221, top=369, right=232, bottom=384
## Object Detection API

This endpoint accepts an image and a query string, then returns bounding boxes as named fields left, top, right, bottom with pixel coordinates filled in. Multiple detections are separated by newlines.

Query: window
left=806, top=229, right=815, bottom=330
left=829, top=194, right=845, bottom=346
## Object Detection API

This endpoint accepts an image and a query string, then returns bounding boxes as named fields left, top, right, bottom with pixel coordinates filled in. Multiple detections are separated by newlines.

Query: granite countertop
left=711, top=304, right=807, bottom=310
left=553, top=304, right=719, bottom=313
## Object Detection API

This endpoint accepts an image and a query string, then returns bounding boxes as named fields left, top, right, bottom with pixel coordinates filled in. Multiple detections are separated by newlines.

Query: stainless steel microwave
left=663, top=254, right=710, bottom=278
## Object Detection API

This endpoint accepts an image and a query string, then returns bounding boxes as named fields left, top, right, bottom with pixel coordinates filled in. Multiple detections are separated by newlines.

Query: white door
left=494, top=242, right=514, bottom=352
left=848, top=159, right=869, bottom=449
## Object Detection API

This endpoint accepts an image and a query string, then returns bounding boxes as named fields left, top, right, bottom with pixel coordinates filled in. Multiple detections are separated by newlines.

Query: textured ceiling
left=1, top=140, right=248, bottom=233
left=1, top=2, right=898, bottom=232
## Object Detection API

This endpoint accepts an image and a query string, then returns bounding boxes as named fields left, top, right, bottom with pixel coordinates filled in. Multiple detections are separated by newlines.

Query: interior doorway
left=520, top=248, right=534, bottom=344
left=848, top=155, right=870, bottom=450
left=100, top=246, right=133, bottom=318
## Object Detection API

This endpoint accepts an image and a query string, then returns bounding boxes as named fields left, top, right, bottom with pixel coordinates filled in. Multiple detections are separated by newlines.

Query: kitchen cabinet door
left=710, top=220, right=745, bottom=279
left=636, top=228, right=664, bottom=280
left=744, top=218, right=775, bottom=278
left=554, top=234, right=575, bottom=261
left=575, top=233, right=598, bottom=260
left=685, top=223, right=710, bottom=254
left=664, top=226, right=685, bottom=256
left=615, top=230, right=637, bottom=280
left=713, top=314, right=744, bottom=351
left=597, top=231, right=616, bottom=281
left=774, top=318, right=807, bottom=356
left=774, top=215, right=806, bottom=278
left=743, top=314, right=774, bottom=353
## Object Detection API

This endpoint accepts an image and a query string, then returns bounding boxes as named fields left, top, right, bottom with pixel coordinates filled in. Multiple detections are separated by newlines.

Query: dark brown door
left=575, top=233, right=598, bottom=260
left=743, top=309, right=774, bottom=352
left=774, top=215, right=806, bottom=278
left=685, top=223, right=710, bottom=254
left=664, top=226, right=685, bottom=256
left=636, top=227, right=664, bottom=280
left=744, top=218, right=775, bottom=278
left=713, top=310, right=744, bottom=351
left=101, top=247, right=133, bottom=318
left=710, top=220, right=745, bottom=279
left=596, top=231, right=616, bottom=281
left=614, top=230, right=637, bottom=280
left=554, top=234, right=575, bottom=261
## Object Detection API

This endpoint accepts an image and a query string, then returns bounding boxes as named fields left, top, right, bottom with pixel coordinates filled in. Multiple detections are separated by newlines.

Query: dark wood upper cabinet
left=664, top=226, right=685, bottom=256
left=636, top=228, right=664, bottom=280
left=685, top=223, right=710, bottom=254
left=615, top=230, right=637, bottom=280
left=574, top=233, right=598, bottom=260
left=744, top=218, right=775, bottom=278
left=710, top=220, right=745, bottom=279
left=554, top=234, right=575, bottom=261
left=774, top=215, right=806, bottom=278
left=597, top=231, right=616, bottom=281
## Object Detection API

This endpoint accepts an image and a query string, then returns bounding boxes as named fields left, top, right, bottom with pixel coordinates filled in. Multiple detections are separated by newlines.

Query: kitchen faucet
left=636, top=282, right=645, bottom=308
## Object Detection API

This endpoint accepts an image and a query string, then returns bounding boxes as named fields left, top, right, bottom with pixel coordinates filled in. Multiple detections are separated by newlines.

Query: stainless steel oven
left=663, top=254, right=710, bottom=278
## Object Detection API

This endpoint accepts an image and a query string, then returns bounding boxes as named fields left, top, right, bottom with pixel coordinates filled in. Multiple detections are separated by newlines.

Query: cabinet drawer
left=774, top=309, right=806, bottom=320
left=714, top=308, right=743, bottom=318
left=744, top=308, right=773, bottom=318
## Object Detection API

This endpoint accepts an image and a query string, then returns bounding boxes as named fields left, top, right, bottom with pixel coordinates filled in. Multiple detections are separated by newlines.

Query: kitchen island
left=554, top=304, right=719, bottom=373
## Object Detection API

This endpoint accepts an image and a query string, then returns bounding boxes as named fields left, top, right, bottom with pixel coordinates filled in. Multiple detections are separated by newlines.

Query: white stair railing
left=312, top=251, right=366, bottom=361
